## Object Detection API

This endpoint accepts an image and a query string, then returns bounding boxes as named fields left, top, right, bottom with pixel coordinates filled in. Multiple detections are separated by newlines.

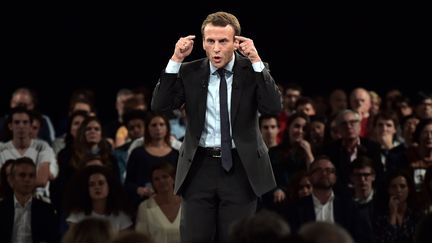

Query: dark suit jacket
left=284, top=194, right=373, bottom=243
left=0, top=196, right=59, bottom=243
left=323, top=138, right=383, bottom=196
left=151, top=53, right=282, bottom=196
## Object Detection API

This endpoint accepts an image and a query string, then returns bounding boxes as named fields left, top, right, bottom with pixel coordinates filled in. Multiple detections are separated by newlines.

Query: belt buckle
left=210, top=147, right=222, bottom=158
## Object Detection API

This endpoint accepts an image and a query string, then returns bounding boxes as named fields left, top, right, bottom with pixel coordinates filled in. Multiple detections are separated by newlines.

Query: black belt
left=200, top=147, right=222, bottom=158
left=199, top=146, right=237, bottom=158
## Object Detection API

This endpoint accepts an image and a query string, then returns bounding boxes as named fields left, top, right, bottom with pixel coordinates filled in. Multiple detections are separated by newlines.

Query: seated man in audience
left=324, top=109, right=382, bottom=196
left=349, top=156, right=376, bottom=230
left=0, top=87, right=56, bottom=144
left=259, top=114, right=279, bottom=149
left=0, top=107, right=58, bottom=202
left=284, top=155, right=372, bottom=243
left=0, top=157, right=58, bottom=243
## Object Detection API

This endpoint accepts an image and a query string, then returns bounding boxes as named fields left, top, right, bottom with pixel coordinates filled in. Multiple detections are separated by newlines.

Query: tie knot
left=217, top=68, right=225, bottom=78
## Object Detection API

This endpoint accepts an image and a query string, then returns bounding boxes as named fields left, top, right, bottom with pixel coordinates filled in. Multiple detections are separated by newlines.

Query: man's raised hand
left=172, top=35, right=196, bottom=63
left=235, top=36, right=261, bottom=63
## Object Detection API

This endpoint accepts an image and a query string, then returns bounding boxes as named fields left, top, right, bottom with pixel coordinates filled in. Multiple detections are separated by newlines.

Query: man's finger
left=235, top=36, right=248, bottom=42
left=185, top=35, right=196, bottom=40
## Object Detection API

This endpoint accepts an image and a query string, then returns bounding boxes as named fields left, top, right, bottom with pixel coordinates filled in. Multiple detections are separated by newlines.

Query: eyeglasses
left=311, top=167, right=336, bottom=174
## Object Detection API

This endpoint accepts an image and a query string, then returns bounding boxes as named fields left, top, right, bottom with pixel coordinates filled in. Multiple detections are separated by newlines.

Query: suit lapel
left=231, top=53, right=246, bottom=125
left=6, top=197, right=15, bottom=242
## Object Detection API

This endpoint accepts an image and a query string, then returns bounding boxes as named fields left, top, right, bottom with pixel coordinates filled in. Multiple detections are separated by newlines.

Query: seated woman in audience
left=135, top=162, right=181, bottom=243
left=400, top=114, right=420, bottom=147
left=389, top=119, right=432, bottom=191
left=51, top=110, right=90, bottom=211
left=125, top=112, right=178, bottom=207
left=65, top=165, right=133, bottom=232
left=268, top=112, right=314, bottom=204
left=374, top=170, right=422, bottom=243
left=287, top=170, right=313, bottom=203
left=70, top=116, right=120, bottom=179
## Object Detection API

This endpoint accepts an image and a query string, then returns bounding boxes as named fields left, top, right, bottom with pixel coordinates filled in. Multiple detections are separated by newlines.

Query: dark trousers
left=180, top=147, right=257, bottom=243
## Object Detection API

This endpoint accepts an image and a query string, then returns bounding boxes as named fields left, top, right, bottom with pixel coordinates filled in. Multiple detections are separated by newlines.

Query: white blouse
left=66, top=210, right=132, bottom=232
left=135, top=197, right=181, bottom=243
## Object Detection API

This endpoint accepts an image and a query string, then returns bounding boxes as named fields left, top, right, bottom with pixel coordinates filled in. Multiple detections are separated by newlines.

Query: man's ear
left=234, top=39, right=239, bottom=50
left=7, top=175, right=14, bottom=189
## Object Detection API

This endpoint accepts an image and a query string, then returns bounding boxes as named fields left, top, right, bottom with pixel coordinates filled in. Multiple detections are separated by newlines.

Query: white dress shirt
left=12, top=195, right=33, bottom=243
left=165, top=54, right=265, bottom=148
left=312, top=191, right=335, bottom=223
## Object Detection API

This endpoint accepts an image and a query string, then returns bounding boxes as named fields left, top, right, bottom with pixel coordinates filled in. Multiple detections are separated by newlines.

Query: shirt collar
left=312, top=190, right=335, bottom=206
left=354, top=190, right=374, bottom=204
left=210, top=53, right=235, bottom=75
left=14, top=194, right=33, bottom=208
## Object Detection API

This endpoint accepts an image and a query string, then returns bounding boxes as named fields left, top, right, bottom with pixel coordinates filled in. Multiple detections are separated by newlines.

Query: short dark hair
left=229, top=209, right=290, bottom=243
left=123, top=109, right=147, bottom=126
left=8, top=106, right=33, bottom=125
left=10, top=157, right=35, bottom=176
left=259, top=114, right=279, bottom=128
left=349, top=156, right=375, bottom=175
left=201, top=11, right=241, bottom=37
left=309, top=155, right=333, bottom=173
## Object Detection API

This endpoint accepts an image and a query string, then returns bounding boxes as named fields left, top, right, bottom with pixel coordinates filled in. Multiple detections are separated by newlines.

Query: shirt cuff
left=165, top=59, right=182, bottom=74
left=252, top=61, right=265, bottom=72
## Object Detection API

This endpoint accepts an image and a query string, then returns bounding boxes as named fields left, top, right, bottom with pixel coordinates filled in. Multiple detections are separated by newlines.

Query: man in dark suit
left=284, top=156, right=372, bottom=243
left=323, top=109, right=383, bottom=196
left=0, top=157, right=58, bottom=243
left=151, top=11, right=282, bottom=243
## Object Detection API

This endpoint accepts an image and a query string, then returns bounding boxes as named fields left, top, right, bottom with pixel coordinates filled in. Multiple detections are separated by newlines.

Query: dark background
left=0, top=3, right=428, bottom=125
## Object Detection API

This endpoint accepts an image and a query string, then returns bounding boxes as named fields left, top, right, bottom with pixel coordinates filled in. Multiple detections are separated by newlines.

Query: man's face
left=284, top=89, right=301, bottom=110
left=9, top=113, right=32, bottom=140
left=330, top=90, right=347, bottom=112
left=310, top=121, right=325, bottom=143
left=30, top=119, right=41, bottom=139
left=376, top=118, right=396, bottom=137
left=417, top=98, right=432, bottom=119
left=420, top=124, right=432, bottom=149
left=260, top=118, right=279, bottom=143
left=350, top=89, right=371, bottom=115
left=9, top=164, right=36, bottom=196
left=309, top=159, right=336, bottom=190
left=11, top=92, right=34, bottom=110
left=338, top=113, right=361, bottom=140
left=351, top=167, right=375, bottom=196
left=127, top=118, right=145, bottom=140
left=202, top=24, right=237, bottom=69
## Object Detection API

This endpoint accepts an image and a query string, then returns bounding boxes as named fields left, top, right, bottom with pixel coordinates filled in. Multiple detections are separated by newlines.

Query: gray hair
left=335, top=109, right=361, bottom=126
